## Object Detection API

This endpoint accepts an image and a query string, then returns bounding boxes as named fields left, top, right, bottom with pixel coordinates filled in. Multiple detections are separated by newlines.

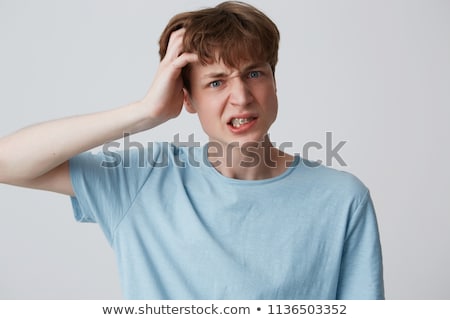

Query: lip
left=227, top=114, right=258, bottom=134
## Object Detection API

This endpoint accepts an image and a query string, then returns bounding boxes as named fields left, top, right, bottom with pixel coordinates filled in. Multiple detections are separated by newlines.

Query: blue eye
left=209, top=80, right=222, bottom=88
left=248, top=71, right=261, bottom=78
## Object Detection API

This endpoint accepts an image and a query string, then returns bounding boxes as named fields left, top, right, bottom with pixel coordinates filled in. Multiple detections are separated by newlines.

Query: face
left=184, top=60, right=278, bottom=148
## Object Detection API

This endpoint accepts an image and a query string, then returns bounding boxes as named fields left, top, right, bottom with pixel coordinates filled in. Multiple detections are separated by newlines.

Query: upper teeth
left=231, top=118, right=252, bottom=127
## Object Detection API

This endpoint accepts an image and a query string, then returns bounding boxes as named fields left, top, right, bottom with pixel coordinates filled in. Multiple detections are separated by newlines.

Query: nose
left=229, top=77, right=254, bottom=107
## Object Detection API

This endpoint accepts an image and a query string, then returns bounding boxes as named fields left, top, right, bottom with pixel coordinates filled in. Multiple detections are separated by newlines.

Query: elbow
left=0, top=163, right=12, bottom=185
left=0, top=142, right=10, bottom=184
left=0, top=139, right=35, bottom=185
left=0, top=140, right=29, bottom=184
left=0, top=157, right=7, bottom=184
left=0, top=155, right=22, bottom=185
left=0, top=164, right=33, bottom=187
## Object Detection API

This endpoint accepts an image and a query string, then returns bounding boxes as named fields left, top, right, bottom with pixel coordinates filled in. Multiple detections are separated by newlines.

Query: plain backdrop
left=0, top=0, right=449, bottom=299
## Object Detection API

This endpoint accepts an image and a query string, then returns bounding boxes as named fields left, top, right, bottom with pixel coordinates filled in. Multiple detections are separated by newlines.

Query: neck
left=207, top=136, right=295, bottom=180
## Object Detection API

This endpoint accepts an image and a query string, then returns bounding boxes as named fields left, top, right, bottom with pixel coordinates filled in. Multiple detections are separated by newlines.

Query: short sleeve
left=69, top=145, right=161, bottom=243
left=336, top=191, right=385, bottom=299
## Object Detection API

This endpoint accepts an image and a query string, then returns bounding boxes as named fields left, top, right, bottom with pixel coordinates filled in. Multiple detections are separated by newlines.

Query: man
left=0, top=1, right=384, bottom=299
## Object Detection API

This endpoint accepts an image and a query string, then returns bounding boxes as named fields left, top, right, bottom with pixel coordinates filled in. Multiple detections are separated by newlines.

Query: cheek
left=258, top=86, right=278, bottom=110
left=259, top=88, right=278, bottom=124
left=196, top=111, right=221, bottom=138
left=193, top=98, right=219, bottom=124
left=193, top=93, right=225, bottom=115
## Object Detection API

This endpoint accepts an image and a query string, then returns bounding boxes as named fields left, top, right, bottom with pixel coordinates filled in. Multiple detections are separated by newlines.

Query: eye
left=209, top=80, right=222, bottom=88
left=248, top=71, right=261, bottom=79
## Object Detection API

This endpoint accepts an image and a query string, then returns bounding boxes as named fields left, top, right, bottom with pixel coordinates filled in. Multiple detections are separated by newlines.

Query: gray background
left=0, top=0, right=449, bottom=299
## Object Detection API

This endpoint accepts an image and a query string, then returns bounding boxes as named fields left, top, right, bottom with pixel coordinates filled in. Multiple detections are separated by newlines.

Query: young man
left=0, top=2, right=384, bottom=299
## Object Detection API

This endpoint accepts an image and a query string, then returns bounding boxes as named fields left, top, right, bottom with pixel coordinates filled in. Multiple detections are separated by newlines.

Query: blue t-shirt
left=69, top=143, right=384, bottom=299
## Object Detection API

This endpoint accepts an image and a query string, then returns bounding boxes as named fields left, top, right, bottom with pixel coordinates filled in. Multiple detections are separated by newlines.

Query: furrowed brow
left=242, top=63, right=269, bottom=73
left=202, top=63, right=269, bottom=80
left=203, top=71, right=229, bottom=79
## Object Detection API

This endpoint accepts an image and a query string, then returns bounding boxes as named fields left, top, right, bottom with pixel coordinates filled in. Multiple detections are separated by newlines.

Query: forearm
left=0, top=100, right=158, bottom=183
left=1, top=28, right=197, bottom=185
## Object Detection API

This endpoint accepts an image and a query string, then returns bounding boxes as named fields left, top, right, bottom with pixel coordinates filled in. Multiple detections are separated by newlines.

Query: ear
left=183, top=89, right=197, bottom=114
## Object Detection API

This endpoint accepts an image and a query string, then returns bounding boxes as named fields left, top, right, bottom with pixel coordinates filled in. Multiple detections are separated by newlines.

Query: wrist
left=123, top=99, right=166, bottom=134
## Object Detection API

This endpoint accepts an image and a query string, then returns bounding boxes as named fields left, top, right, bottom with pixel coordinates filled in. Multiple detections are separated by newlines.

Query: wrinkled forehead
left=205, top=51, right=267, bottom=72
left=183, top=31, right=270, bottom=71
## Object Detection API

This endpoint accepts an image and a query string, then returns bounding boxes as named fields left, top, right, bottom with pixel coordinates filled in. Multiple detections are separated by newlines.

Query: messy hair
left=158, top=1, right=280, bottom=91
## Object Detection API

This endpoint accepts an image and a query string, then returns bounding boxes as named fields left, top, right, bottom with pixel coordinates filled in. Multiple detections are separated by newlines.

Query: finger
left=172, top=52, right=199, bottom=69
left=165, top=28, right=186, bottom=61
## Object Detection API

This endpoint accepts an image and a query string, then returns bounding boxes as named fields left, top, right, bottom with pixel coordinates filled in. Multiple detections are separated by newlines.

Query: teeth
left=231, top=118, right=252, bottom=128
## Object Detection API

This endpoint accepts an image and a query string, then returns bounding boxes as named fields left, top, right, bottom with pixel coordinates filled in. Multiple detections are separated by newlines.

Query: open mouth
left=228, top=117, right=257, bottom=128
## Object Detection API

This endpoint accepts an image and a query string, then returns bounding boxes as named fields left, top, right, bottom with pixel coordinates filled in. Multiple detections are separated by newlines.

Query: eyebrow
left=203, top=71, right=229, bottom=80
left=202, top=63, right=268, bottom=80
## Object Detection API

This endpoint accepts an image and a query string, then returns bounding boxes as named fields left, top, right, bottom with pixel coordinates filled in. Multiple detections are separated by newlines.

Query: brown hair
left=158, top=1, right=280, bottom=91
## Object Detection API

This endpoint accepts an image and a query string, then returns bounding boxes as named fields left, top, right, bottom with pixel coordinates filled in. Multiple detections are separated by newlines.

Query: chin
left=231, top=134, right=270, bottom=148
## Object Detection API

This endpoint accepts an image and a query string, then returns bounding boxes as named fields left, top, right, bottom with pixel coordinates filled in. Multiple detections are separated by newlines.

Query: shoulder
left=71, top=142, right=169, bottom=169
left=296, top=157, right=369, bottom=202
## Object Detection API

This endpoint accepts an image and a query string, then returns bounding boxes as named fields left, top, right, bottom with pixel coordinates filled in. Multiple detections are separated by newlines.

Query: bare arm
left=0, top=102, right=155, bottom=196
left=0, top=29, right=197, bottom=196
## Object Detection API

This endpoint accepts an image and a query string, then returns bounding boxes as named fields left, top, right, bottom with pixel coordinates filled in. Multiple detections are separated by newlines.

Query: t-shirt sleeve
left=69, top=146, right=160, bottom=243
left=336, top=190, right=385, bottom=299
